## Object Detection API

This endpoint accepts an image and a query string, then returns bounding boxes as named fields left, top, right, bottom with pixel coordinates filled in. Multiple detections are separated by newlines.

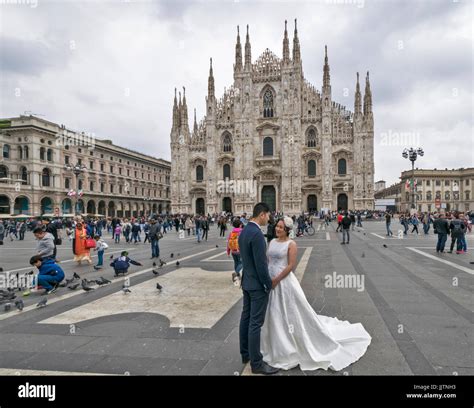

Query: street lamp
left=64, top=163, right=87, bottom=215
left=402, top=147, right=424, bottom=210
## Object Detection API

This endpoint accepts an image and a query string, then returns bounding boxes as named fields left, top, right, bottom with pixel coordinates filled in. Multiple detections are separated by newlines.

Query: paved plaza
left=0, top=221, right=472, bottom=376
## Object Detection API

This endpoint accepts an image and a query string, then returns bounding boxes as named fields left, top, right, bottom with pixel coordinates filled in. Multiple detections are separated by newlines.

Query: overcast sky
left=0, top=0, right=472, bottom=185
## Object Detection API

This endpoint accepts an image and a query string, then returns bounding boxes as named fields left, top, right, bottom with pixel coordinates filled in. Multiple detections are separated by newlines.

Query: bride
left=260, top=216, right=371, bottom=371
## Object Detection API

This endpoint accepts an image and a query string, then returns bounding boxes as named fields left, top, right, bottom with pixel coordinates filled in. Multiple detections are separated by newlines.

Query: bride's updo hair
left=277, top=216, right=294, bottom=236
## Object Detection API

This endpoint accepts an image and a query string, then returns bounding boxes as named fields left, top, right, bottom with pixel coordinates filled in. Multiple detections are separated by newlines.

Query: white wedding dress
left=261, top=239, right=371, bottom=371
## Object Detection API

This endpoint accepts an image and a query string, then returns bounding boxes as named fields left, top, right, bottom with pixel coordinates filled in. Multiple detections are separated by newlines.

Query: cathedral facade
left=170, top=21, right=374, bottom=215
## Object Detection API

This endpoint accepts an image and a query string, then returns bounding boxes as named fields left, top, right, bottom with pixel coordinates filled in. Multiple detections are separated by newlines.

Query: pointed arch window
left=263, top=89, right=274, bottom=118
left=307, top=128, right=317, bottom=147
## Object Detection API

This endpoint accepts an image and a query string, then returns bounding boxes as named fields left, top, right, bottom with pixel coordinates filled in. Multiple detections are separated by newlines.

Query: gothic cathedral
left=170, top=20, right=374, bottom=215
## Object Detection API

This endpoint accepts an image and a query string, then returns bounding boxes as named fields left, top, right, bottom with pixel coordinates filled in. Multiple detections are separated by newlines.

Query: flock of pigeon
left=0, top=248, right=204, bottom=313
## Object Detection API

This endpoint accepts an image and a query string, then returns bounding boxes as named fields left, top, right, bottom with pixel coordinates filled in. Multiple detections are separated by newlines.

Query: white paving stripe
left=371, top=233, right=387, bottom=240
left=326, top=232, right=330, bottom=241
left=406, top=247, right=474, bottom=275
left=0, top=247, right=219, bottom=321
left=201, top=251, right=233, bottom=262
left=293, top=247, right=313, bottom=283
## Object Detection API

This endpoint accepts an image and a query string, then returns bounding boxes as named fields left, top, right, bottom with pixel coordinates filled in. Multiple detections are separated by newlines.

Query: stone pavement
left=0, top=221, right=472, bottom=375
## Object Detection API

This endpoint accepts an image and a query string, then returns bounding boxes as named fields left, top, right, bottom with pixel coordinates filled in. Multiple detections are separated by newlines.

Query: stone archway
left=40, top=197, right=54, bottom=215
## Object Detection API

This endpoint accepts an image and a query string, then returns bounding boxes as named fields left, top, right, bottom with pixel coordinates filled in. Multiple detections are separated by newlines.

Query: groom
left=238, top=202, right=279, bottom=375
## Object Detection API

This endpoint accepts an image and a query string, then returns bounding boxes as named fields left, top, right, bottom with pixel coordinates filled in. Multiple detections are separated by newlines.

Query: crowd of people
left=0, top=207, right=472, bottom=297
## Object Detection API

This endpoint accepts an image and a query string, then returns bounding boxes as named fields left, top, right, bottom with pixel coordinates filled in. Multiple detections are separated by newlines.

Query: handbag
left=85, top=238, right=96, bottom=249
left=55, top=237, right=62, bottom=245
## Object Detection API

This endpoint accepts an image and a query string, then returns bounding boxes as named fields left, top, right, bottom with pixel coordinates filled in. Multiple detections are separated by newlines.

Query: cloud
left=0, top=0, right=472, bottom=187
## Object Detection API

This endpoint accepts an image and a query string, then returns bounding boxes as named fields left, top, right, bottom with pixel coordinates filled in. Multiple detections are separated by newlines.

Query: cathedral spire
left=193, top=108, right=198, bottom=134
left=363, top=71, right=372, bottom=116
left=244, top=24, right=252, bottom=70
left=292, top=19, right=301, bottom=63
left=354, top=72, right=362, bottom=116
left=172, top=87, right=178, bottom=131
left=208, top=58, right=215, bottom=99
left=178, top=90, right=182, bottom=128
left=282, top=20, right=290, bottom=64
left=234, top=25, right=243, bottom=73
left=181, top=86, right=188, bottom=129
left=323, top=45, right=331, bottom=89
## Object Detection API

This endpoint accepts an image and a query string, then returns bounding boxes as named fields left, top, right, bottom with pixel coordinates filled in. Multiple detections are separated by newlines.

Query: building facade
left=170, top=21, right=375, bottom=215
left=375, top=168, right=474, bottom=213
left=0, top=116, right=171, bottom=217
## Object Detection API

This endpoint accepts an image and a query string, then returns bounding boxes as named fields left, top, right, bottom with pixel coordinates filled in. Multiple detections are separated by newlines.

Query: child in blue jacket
left=29, top=255, right=65, bottom=295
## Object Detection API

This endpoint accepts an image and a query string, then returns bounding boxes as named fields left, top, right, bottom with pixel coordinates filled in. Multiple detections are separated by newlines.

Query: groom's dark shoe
left=251, top=362, right=280, bottom=375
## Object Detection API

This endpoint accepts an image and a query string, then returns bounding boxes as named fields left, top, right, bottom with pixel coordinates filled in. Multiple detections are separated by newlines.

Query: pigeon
left=110, top=255, right=114, bottom=259
left=383, top=244, right=387, bottom=248
left=36, top=297, right=48, bottom=308
left=156, top=282, right=163, bottom=291
left=58, top=281, right=68, bottom=288
left=170, top=253, right=174, bottom=258
left=64, top=277, right=75, bottom=286
left=159, top=259, right=166, bottom=267
left=84, top=279, right=96, bottom=285
left=15, top=299, right=24, bottom=311
left=361, top=253, right=365, bottom=258
left=68, top=283, right=80, bottom=290
left=363, top=233, right=366, bottom=236
left=73, top=272, right=81, bottom=280
left=470, top=261, right=474, bottom=265
left=152, top=269, right=160, bottom=276
left=152, top=262, right=156, bottom=267
left=4, top=303, right=11, bottom=312
left=216, top=245, right=219, bottom=248
left=176, top=261, right=180, bottom=267
left=99, top=277, right=111, bottom=284
left=0, top=267, right=3, bottom=272
left=81, top=280, right=94, bottom=292
left=122, top=286, right=131, bottom=294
